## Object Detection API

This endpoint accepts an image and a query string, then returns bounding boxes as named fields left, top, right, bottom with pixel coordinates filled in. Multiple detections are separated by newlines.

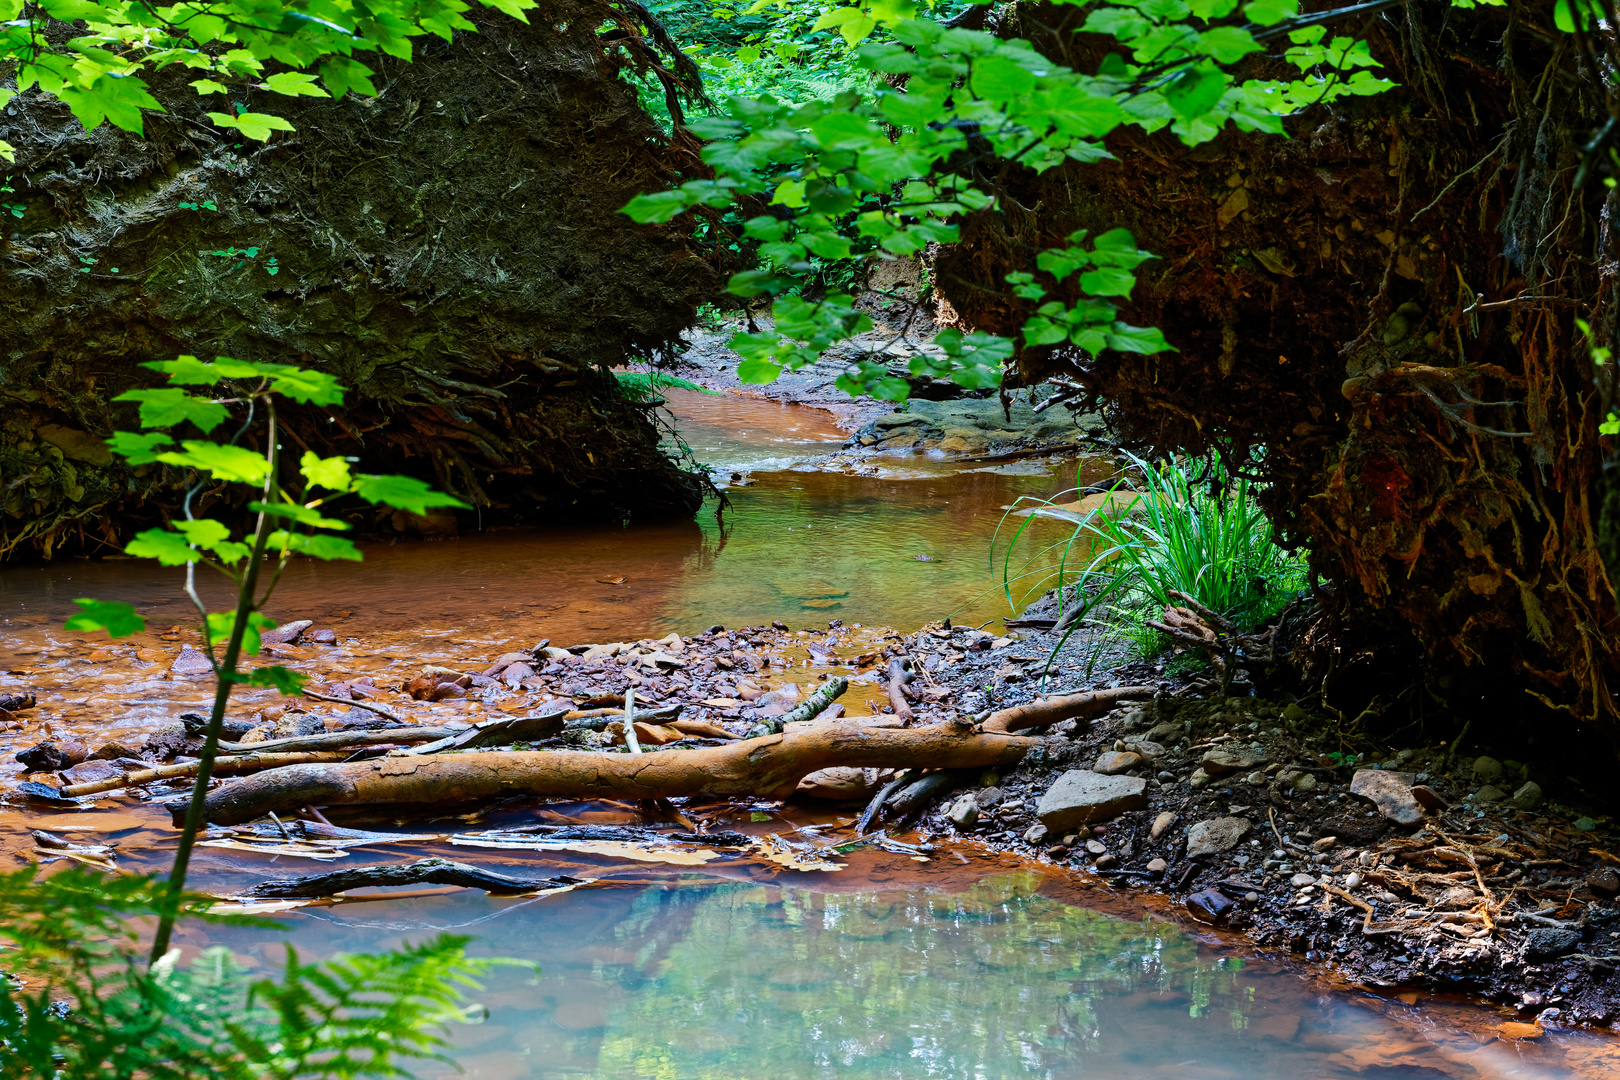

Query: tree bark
left=195, top=722, right=1031, bottom=825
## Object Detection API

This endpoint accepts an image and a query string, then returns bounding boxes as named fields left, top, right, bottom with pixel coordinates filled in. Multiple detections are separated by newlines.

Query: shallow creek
left=1, top=391, right=1618, bottom=1076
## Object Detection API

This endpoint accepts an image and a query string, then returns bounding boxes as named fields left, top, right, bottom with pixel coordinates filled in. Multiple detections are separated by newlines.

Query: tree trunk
left=0, top=3, right=722, bottom=557
left=935, top=1, right=1620, bottom=748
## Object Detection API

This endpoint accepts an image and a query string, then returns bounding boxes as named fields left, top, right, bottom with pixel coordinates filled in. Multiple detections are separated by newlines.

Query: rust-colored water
left=5, top=389, right=1617, bottom=1075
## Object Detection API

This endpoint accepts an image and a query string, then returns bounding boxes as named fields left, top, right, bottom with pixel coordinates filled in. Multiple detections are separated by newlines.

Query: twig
left=302, top=689, right=401, bottom=724
left=856, top=769, right=917, bottom=835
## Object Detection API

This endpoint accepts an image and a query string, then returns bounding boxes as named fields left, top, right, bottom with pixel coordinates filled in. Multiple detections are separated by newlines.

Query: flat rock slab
left=1200, top=748, right=1267, bottom=776
left=1349, top=768, right=1425, bottom=825
left=1036, top=769, right=1147, bottom=832
left=1186, top=816, right=1252, bottom=858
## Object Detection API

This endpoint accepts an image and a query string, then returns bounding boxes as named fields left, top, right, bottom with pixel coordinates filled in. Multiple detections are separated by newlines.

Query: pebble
left=946, top=796, right=979, bottom=827
left=1290, top=873, right=1316, bottom=888
left=1187, top=767, right=1212, bottom=789
left=1475, top=785, right=1507, bottom=803
left=1185, top=816, right=1252, bottom=858
left=1312, top=835, right=1337, bottom=850
left=1349, top=768, right=1425, bottom=825
left=1525, top=927, right=1580, bottom=959
left=1246, top=770, right=1267, bottom=785
left=170, top=646, right=213, bottom=676
left=1497, top=1022, right=1544, bottom=1040
left=1186, top=888, right=1234, bottom=923
left=1092, top=750, right=1142, bottom=776
left=1586, top=868, right=1619, bottom=897
left=1508, top=781, right=1543, bottom=810
left=1201, top=748, right=1267, bottom=777
left=1094, top=853, right=1118, bottom=869
left=1150, top=811, right=1177, bottom=841
left=1344, top=872, right=1363, bottom=889
left=1146, top=857, right=1167, bottom=873
left=1023, top=823, right=1048, bottom=845
left=1145, top=721, right=1181, bottom=742
left=1472, top=755, right=1505, bottom=784
left=1085, top=839, right=1107, bottom=855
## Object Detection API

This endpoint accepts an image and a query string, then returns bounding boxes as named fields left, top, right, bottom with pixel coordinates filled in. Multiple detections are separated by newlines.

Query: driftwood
left=980, top=686, right=1155, bottom=734
left=885, top=769, right=977, bottom=816
left=406, top=710, right=569, bottom=754
left=745, top=676, right=849, bottom=737
left=217, top=726, right=460, bottom=755
left=61, top=751, right=358, bottom=798
left=242, top=856, right=584, bottom=898
left=856, top=768, right=919, bottom=833
left=886, top=659, right=914, bottom=722
left=196, top=722, right=1032, bottom=825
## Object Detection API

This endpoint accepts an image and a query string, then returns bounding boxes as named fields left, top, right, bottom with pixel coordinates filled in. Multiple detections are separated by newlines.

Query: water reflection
left=197, top=871, right=1616, bottom=1080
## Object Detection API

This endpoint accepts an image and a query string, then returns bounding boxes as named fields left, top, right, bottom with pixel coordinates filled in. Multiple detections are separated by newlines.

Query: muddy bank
left=0, top=4, right=719, bottom=557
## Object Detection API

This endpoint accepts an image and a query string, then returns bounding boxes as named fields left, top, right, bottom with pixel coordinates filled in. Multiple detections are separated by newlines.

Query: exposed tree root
left=981, top=686, right=1155, bottom=734
left=195, top=722, right=1031, bottom=825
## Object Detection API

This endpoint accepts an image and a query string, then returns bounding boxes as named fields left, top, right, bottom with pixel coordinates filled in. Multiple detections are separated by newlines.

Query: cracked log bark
left=194, top=722, right=1031, bottom=825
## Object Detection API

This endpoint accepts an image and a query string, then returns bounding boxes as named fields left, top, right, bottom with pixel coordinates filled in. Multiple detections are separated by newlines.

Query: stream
left=2, top=390, right=1618, bottom=1077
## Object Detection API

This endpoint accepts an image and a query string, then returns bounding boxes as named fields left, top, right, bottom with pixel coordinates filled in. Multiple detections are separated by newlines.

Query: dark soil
left=1, top=3, right=722, bottom=557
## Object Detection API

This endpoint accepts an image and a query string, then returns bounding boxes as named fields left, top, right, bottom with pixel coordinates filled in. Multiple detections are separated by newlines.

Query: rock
left=796, top=767, right=879, bottom=800
left=89, top=739, right=143, bottom=761
left=1290, top=873, right=1316, bottom=888
left=1023, top=823, right=1049, bottom=845
left=1035, top=770, right=1148, bottom=832
left=1084, top=839, right=1107, bottom=855
left=946, top=795, right=980, bottom=827
left=756, top=685, right=801, bottom=715
left=1187, top=767, right=1212, bottom=789
left=1246, top=770, right=1268, bottom=785
left=329, top=709, right=396, bottom=731
left=640, top=650, right=686, bottom=671
left=1290, top=771, right=1319, bottom=792
left=259, top=619, right=313, bottom=645
left=1201, top=748, right=1268, bottom=776
left=16, top=739, right=90, bottom=772
left=1146, top=721, right=1181, bottom=742
left=60, top=759, right=123, bottom=786
left=1409, top=784, right=1448, bottom=810
left=1186, top=889, right=1234, bottom=923
left=307, top=628, right=338, bottom=645
left=1093, top=853, right=1118, bottom=869
left=1475, top=785, right=1507, bottom=803
left=1344, top=872, right=1363, bottom=889
left=1497, top=1022, right=1545, bottom=1041
left=1525, top=928, right=1579, bottom=959
left=1150, top=811, right=1177, bottom=841
left=271, top=714, right=324, bottom=738
left=1122, top=739, right=1164, bottom=764
left=239, top=727, right=274, bottom=745
left=1146, top=857, right=1167, bottom=873
left=502, top=662, right=536, bottom=687
left=1312, top=835, right=1337, bottom=850
left=140, top=724, right=198, bottom=761
left=1586, top=868, right=1619, bottom=897
left=1282, top=703, right=1308, bottom=723
left=1093, top=750, right=1142, bottom=776
left=1185, top=816, right=1252, bottom=858
left=1472, top=756, right=1505, bottom=784
left=481, top=651, right=533, bottom=676
left=170, top=646, right=214, bottom=676
left=1508, top=781, right=1543, bottom=810
left=1349, top=769, right=1425, bottom=825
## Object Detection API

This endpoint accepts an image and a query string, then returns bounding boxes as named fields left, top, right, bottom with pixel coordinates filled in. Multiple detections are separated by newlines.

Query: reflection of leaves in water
left=592, top=873, right=1253, bottom=1079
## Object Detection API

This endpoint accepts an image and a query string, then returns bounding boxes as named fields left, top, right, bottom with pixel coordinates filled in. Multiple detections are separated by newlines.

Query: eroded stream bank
left=3, top=389, right=1619, bottom=1076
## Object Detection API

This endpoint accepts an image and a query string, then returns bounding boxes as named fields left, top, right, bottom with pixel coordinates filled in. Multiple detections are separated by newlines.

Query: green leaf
left=63, top=598, right=145, bottom=638
left=242, top=665, right=309, bottom=694
left=319, top=57, right=378, bottom=98
left=125, top=528, right=207, bottom=566
left=206, top=610, right=277, bottom=654
left=1197, top=26, right=1263, bottom=63
left=155, top=442, right=272, bottom=484
left=1079, top=266, right=1138, bottom=297
left=261, top=72, right=330, bottom=98
left=106, top=431, right=174, bottom=465
left=111, top=388, right=228, bottom=433
left=737, top=356, right=784, bottom=383
left=1241, top=0, right=1299, bottom=25
left=248, top=501, right=352, bottom=531
left=1165, top=65, right=1228, bottom=119
left=971, top=56, right=1037, bottom=101
left=207, top=111, right=296, bottom=142
left=1089, top=228, right=1158, bottom=268
left=352, top=474, right=471, bottom=514
left=621, top=190, right=694, bottom=224
left=1106, top=323, right=1177, bottom=354
left=482, top=0, right=537, bottom=23
left=266, top=366, right=344, bottom=406
left=299, top=451, right=354, bottom=493
left=267, top=530, right=364, bottom=561
left=141, top=355, right=275, bottom=385
left=189, top=79, right=228, bottom=96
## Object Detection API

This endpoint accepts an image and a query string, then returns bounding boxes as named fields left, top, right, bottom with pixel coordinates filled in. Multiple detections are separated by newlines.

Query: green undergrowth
left=612, top=370, right=720, bottom=402
left=994, top=452, right=1307, bottom=677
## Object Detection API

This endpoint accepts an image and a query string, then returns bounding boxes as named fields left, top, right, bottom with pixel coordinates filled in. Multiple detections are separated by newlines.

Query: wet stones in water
left=261, top=620, right=314, bottom=645
left=1525, top=927, right=1581, bottom=959
left=1186, top=888, right=1235, bottom=924
left=0, top=693, right=36, bottom=713
left=330, top=708, right=397, bottom=731
left=16, top=739, right=90, bottom=772
left=170, top=646, right=213, bottom=677
left=1185, top=817, right=1251, bottom=858
left=1349, top=768, right=1425, bottom=826
left=307, top=628, right=338, bottom=645
left=90, top=739, right=143, bottom=761
left=1035, top=770, right=1148, bottom=832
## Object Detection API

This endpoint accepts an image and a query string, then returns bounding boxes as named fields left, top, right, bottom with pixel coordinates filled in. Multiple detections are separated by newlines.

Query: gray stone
left=1475, top=785, right=1507, bottom=803
left=1290, top=873, right=1316, bottom=888
left=1035, top=769, right=1148, bottom=832
left=1085, top=839, right=1107, bottom=855
left=1349, top=768, right=1425, bottom=825
left=170, top=646, right=213, bottom=676
left=1187, top=767, right=1212, bottom=789
left=1146, top=721, right=1182, bottom=742
left=1023, top=823, right=1048, bottom=845
left=272, top=714, right=324, bottom=738
left=1201, top=748, right=1267, bottom=776
left=1525, top=927, right=1580, bottom=959
left=1509, top=781, right=1544, bottom=810
left=1472, top=756, right=1505, bottom=784
left=1185, top=816, right=1252, bottom=858
left=1093, top=750, right=1142, bottom=776
left=946, top=796, right=979, bottom=827
left=1122, top=739, right=1164, bottom=764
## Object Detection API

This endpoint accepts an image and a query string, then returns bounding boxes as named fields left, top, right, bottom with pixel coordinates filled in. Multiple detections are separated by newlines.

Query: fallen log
left=980, top=686, right=1156, bottom=734
left=217, top=726, right=461, bottom=755
left=61, top=751, right=358, bottom=798
left=196, top=721, right=1032, bottom=825
left=745, top=676, right=849, bottom=737
left=886, top=659, right=915, bottom=722
left=242, top=856, right=585, bottom=898
left=885, top=769, right=977, bottom=816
